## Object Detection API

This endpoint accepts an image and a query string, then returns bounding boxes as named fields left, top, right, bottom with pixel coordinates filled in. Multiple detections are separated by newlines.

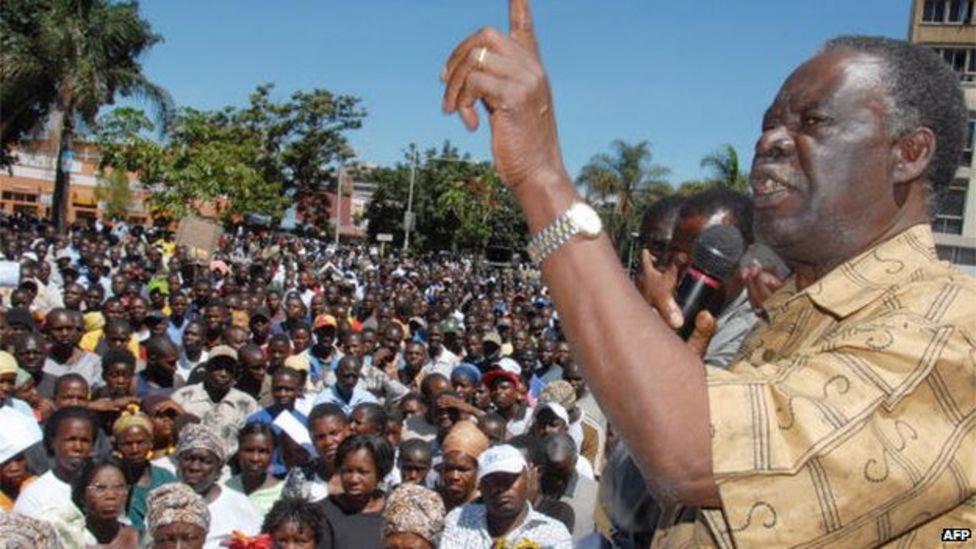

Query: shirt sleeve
left=705, top=311, right=975, bottom=547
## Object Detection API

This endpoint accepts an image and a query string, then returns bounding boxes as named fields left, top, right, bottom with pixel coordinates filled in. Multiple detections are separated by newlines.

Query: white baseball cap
left=533, top=401, right=570, bottom=426
left=272, top=410, right=315, bottom=456
left=477, top=444, right=527, bottom=483
left=0, top=407, right=42, bottom=464
left=494, top=357, right=521, bottom=376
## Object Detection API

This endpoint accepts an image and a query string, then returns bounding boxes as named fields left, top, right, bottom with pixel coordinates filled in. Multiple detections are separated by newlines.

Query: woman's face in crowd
left=152, top=523, right=206, bottom=549
left=150, top=405, right=178, bottom=444
left=116, top=425, right=153, bottom=465
left=237, top=433, right=274, bottom=477
left=339, top=448, right=379, bottom=498
left=178, top=449, right=222, bottom=494
left=0, top=454, right=30, bottom=490
left=84, top=466, right=128, bottom=521
left=451, top=375, right=476, bottom=402
left=310, top=416, right=348, bottom=464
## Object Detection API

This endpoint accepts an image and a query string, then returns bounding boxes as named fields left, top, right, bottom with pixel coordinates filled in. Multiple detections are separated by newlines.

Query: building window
left=936, top=244, right=976, bottom=265
left=1, top=191, right=38, bottom=203
left=931, top=47, right=976, bottom=81
left=965, top=112, right=975, bottom=165
left=934, top=178, right=968, bottom=235
left=923, top=0, right=974, bottom=23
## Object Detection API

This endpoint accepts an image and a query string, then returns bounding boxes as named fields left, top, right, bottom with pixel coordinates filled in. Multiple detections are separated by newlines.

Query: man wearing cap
left=441, top=444, right=572, bottom=548
left=307, top=313, right=339, bottom=387
left=540, top=379, right=604, bottom=475
left=485, top=357, right=533, bottom=438
left=542, top=433, right=598, bottom=543
left=170, top=345, right=258, bottom=454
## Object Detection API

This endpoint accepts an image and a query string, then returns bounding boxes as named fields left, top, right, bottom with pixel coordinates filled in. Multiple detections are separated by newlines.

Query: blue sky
left=135, top=0, right=911, bottom=185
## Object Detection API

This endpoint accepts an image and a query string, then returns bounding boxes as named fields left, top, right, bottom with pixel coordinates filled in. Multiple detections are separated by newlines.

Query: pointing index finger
left=509, top=0, right=540, bottom=57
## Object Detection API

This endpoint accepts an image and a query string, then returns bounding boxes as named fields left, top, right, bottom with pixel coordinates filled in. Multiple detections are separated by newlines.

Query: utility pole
left=334, top=161, right=343, bottom=248
left=403, top=152, right=418, bottom=253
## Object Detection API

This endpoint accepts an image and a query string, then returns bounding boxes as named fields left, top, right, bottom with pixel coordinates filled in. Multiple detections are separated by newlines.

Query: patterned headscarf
left=176, top=423, right=227, bottom=463
left=146, top=482, right=211, bottom=534
left=0, top=512, right=64, bottom=549
left=382, top=483, right=446, bottom=544
left=113, top=405, right=154, bottom=438
left=540, top=380, right=577, bottom=410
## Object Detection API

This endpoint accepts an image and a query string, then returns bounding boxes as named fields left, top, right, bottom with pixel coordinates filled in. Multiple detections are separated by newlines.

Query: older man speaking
left=440, top=1, right=974, bottom=546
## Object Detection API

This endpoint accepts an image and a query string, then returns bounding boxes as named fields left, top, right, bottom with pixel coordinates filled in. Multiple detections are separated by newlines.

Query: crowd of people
left=2, top=1, right=974, bottom=547
left=0, top=208, right=658, bottom=548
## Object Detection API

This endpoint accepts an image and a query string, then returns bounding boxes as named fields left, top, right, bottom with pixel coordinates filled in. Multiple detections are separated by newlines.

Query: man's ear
left=891, top=127, right=935, bottom=185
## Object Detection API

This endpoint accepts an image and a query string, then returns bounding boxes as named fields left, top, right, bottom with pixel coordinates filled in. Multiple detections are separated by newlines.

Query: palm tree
left=1, top=0, right=171, bottom=232
left=576, top=139, right=671, bottom=251
left=700, top=144, right=749, bottom=191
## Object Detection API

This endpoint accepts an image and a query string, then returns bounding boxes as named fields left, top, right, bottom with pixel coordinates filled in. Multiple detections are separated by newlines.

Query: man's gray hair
left=822, top=35, right=968, bottom=215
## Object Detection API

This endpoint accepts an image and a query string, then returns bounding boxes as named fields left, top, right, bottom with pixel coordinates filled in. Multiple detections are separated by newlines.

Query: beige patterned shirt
left=654, top=225, right=976, bottom=548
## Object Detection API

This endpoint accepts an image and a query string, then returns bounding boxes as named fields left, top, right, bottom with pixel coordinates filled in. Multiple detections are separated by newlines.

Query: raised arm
left=441, top=0, right=719, bottom=506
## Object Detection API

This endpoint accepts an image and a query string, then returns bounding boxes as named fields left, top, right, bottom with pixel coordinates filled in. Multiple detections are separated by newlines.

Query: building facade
left=909, top=0, right=976, bottom=275
left=0, top=142, right=154, bottom=225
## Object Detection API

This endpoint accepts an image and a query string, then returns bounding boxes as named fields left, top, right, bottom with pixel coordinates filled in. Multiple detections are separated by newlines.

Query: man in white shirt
left=440, top=444, right=572, bottom=548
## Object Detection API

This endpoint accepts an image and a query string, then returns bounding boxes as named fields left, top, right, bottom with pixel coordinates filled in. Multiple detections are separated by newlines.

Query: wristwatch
left=526, top=201, right=603, bottom=264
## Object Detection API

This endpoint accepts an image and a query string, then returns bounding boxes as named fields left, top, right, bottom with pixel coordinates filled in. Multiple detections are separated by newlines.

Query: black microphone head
left=691, top=224, right=744, bottom=282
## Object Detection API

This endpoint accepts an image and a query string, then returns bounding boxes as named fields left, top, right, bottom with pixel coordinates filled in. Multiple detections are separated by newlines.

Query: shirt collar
left=763, top=224, right=939, bottom=320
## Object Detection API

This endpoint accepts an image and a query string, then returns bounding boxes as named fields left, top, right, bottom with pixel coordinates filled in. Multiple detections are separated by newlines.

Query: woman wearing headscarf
left=146, top=482, right=210, bottom=549
left=113, top=405, right=177, bottom=531
left=0, top=512, right=64, bottom=549
left=142, top=395, right=184, bottom=473
left=382, top=483, right=446, bottom=549
left=438, top=420, right=490, bottom=512
left=175, top=423, right=261, bottom=548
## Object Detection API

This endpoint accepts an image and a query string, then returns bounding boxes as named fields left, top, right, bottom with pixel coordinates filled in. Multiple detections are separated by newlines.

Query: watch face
left=571, top=203, right=603, bottom=236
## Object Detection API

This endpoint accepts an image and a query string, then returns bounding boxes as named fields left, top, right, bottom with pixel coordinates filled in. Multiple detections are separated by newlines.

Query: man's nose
left=755, top=125, right=795, bottom=160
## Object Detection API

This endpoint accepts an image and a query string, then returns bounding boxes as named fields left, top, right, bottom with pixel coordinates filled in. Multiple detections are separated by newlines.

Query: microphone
left=675, top=224, right=744, bottom=340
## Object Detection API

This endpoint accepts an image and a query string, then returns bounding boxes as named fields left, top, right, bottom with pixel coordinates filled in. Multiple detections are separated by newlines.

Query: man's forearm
left=515, top=170, right=720, bottom=506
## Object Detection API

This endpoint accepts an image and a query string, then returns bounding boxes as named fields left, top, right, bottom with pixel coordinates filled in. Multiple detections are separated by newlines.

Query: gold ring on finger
left=476, top=46, right=488, bottom=71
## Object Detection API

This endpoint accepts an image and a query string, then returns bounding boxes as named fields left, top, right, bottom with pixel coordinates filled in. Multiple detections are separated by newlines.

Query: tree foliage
left=94, top=84, right=365, bottom=226
left=365, top=142, right=526, bottom=254
left=0, top=0, right=172, bottom=231
left=700, top=143, right=750, bottom=191
left=94, top=169, right=133, bottom=221
left=576, top=140, right=672, bottom=253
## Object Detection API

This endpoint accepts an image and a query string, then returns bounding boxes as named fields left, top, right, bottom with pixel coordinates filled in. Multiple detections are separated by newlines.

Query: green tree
left=94, top=84, right=365, bottom=226
left=365, top=142, right=526, bottom=254
left=700, top=144, right=750, bottom=191
left=94, top=169, right=133, bottom=220
left=576, top=140, right=671, bottom=252
left=0, top=0, right=172, bottom=232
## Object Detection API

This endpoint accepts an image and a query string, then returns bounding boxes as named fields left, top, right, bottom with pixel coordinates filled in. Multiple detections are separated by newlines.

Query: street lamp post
left=334, top=160, right=343, bottom=248
left=402, top=153, right=478, bottom=254
left=403, top=154, right=417, bottom=253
